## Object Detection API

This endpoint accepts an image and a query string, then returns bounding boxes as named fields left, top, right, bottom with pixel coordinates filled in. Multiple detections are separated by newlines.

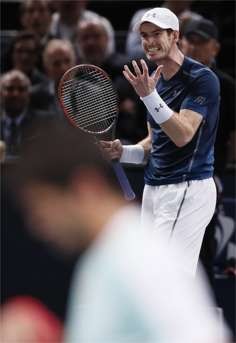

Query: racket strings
left=62, top=89, right=117, bottom=113
left=61, top=77, right=113, bottom=93
left=60, top=70, right=118, bottom=134
left=68, top=113, right=116, bottom=132
left=61, top=94, right=116, bottom=132
left=64, top=67, right=106, bottom=84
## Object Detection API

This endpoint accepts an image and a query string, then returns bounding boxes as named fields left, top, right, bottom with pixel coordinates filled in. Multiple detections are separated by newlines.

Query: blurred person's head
left=183, top=18, right=220, bottom=66
left=76, top=17, right=115, bottom=65
left=0, top=70, right=31, bottom=117
left=163, top=0, right=195, bottom=16
left=11, top=32, right=39, bottom=75
left=1, top=296, right=62, bottom=343
left=43, top=39, right=76, bottom=85
left=20, top=0, right=51, bottom=39
left=11, top=121, right=122, bottom=255
left=54, top=0, right=89, bottom=26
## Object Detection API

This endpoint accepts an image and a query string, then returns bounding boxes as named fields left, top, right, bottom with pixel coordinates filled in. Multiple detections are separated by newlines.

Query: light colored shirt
left=64, top=205, right=230, bottom=342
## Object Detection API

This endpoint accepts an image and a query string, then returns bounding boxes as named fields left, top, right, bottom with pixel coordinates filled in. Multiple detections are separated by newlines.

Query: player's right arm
left=100, top=122, right=152, bottom=164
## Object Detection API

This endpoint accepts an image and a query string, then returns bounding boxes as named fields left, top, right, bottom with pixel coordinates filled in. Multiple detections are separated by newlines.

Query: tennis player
left=101, top=7, right=220, bottom=276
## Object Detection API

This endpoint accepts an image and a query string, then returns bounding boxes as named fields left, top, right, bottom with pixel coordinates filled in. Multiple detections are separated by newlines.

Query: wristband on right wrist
left=120, top=145, right=144, bottom=164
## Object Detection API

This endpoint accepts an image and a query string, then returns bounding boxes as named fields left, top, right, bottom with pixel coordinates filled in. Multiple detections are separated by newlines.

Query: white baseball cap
left=133, top=7, right=179, bottom=32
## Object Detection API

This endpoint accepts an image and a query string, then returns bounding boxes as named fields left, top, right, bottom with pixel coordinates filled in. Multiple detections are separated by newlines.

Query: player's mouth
left=147, top=47, right=162, bottom=55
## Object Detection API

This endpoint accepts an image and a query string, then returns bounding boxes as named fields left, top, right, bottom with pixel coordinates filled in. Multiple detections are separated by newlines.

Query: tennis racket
left=58, top=64, right=135, bottom=201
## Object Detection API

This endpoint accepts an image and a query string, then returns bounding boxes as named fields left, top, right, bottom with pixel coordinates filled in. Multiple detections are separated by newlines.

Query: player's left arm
left=124, top=59, right=220, bottom=148
left=159, top=109, right=203, bottom=147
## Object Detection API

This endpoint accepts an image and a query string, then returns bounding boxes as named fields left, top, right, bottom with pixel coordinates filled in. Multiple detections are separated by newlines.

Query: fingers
left=140, top=59, right=149, bottom=78
left=123, top=60, right=147, bottom=78
left=99, top=140, right=121, bottom=149
left=99, top=140, right=112, bottom=148
left=132, top=60, right=142, bottom=77
left=123, top=65, right=135, bottom=83
left=99, top=139, right=123, bottom=160
left=153, top=64, right=163, bottom=83
left=123, top=60, right=145, bottom=86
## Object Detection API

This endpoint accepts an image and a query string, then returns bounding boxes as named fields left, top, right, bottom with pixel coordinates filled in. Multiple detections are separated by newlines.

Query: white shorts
left=141, top=178, right=217, bottom=276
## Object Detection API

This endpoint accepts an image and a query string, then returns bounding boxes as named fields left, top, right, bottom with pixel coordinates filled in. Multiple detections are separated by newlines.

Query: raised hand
left=123, top=59, right=163, bottom=98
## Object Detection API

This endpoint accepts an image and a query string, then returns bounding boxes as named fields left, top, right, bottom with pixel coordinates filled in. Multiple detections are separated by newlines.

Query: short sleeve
left=181, top=69, right=220, bottom=118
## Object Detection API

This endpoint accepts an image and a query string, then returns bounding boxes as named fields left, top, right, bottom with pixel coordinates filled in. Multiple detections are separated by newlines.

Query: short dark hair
left=10, top=120, right=120, bottom=192
left=20, top=0, right=50, bottom=15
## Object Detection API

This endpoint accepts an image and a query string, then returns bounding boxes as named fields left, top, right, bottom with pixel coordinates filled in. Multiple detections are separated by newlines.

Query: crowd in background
left=0, top=0, right=235, bottom=341
left=0, top=0, right=235, bottom=169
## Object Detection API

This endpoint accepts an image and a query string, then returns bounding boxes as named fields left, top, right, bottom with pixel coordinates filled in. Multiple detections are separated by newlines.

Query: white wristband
left=140, top=89, right=173, bottom=124
left=120, top=145, right=144, bottom=164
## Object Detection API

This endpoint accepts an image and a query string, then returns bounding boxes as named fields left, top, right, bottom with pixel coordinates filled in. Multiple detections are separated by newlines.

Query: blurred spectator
left=125, top=0, right=201, bottom=59
left=164, top=0, right=202, bottom=33
left=0, top=296, right=63, bottom=343
left=49, top=0, right=99, bottom=45
left=19, top=0, right=53, bottom=70
left=20, top=0, right=52, bottom=44
left=10, top=121, right=231, bottom=342
left=183, top=18, right=236, bottom=175
left=76, top=16, right=115, bottom=66
left=182, top=18, right=236, bottom=286
left=0, top=70, right=53, bottom=158
left=2, top=31, right=46, bottom=86
left=76, top=17, right=147, bottom=142
left=31, top=39, right=76, bottom=115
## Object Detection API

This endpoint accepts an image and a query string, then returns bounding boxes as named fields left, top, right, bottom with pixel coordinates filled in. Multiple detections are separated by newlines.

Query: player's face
left=21, top=183, right=90, bottom=255
left=140, top=23, right=176, bottom=62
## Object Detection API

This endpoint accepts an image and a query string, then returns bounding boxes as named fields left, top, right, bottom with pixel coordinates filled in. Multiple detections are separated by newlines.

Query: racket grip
left=112, top=160, right=136, bottom=201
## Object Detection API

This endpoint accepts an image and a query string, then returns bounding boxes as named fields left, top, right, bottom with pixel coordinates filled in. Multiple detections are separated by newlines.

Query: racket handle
left=112, top=160, right=136, bottom=201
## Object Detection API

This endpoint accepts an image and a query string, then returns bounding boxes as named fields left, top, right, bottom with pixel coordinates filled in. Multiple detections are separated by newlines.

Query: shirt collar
left=3, top=109, right=28, bottom=126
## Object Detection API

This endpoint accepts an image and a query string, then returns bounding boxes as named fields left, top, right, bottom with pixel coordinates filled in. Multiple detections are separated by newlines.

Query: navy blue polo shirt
left=145, top=56, right=220, bottom=186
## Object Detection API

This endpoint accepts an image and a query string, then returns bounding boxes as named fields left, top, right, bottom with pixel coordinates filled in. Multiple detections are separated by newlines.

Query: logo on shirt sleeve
left=193, top=96, right=206, bottom=105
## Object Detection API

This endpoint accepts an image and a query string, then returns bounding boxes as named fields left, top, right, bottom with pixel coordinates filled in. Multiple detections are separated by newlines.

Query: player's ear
left=173, top=30, right=179, bottom=43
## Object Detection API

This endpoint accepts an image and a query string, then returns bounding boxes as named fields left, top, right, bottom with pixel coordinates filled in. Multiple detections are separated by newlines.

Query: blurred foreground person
left=11, top=122, right=231, bottom=342
left=0, top=296, right=63, bottom=343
